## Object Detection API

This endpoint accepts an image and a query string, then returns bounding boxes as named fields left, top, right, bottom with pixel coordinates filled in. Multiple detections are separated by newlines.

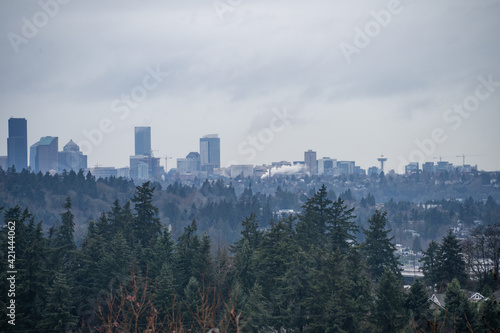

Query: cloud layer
left=0, top=0, right=499, bottom=172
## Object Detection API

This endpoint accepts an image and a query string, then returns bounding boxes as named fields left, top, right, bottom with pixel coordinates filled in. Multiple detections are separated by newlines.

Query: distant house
left=467, top=292, right=487, bottom=303
left=429, top=291, right=488, bottom=310
left=430, top=294, right=445, bottom=309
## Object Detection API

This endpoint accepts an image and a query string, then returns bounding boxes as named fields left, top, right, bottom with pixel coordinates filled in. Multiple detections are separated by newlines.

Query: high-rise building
left=200, top=134, right=220, bottom=169
left=177, top=152, right=201, bottom=175
left=58, top=139, right=87, bottom=173
left=7, top=118, right=28, bottom=171
left=318, top=157, right=337, bottom=175
left=130, top=155, right=160, bottom=179
left=135, top=127, right=151, bottom=157
left=30, top=136, right=58, bottom=173
left=304, top=150, right=317, bottom=175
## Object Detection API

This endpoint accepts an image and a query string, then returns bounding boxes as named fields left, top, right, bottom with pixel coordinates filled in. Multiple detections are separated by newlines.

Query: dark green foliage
left=37, top=271, right=77, bottom=332
left=480, top=298, right=500, bottom=332
left=444, top=278, right=478, bottom=332
left=362, top=210, right=401, bottom=279
left=372, top=268, right=409, bottom=333
left=306, top=249, right=372, bottom=332
left=405, top=279, right=431, bottom=326
left=4, top=177, right=495, bottom=332
left=155, top=262, right=175, bottom=318
left=132, top=181, right=161, bottom=246
left=420, top=240, right=440, bottom=287
left=437, top=231, right=467, bottom=285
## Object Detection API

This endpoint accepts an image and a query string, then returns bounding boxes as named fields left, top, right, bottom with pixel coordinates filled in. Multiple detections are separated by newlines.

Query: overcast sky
left=1, top=0, right=499, bottom=173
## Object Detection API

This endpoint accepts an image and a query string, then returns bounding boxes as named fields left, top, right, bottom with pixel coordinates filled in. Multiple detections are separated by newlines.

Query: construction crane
left=456, top=154, right=484, bottom=167
left=432, top=156, right=454, bottom=163
left=164, top=156, right=173, bottom=172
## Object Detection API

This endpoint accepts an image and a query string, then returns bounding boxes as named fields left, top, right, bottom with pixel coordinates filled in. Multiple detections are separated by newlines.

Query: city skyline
left=0, top=118, right=491, bottom=176
left=0, top=1, right=499, bottom=172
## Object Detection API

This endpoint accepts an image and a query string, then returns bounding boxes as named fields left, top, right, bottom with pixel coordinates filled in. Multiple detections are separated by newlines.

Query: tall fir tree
left=420, top=240, right=440, bottom=287
left=437, top=231, right=467, bottom=285
left=327, top=197, right=358, bottom=253
left=132, top=181, right=161, bottom=247
left=372, top=268, right=409, bottom=333
left=362, top=210, right=401, bottom=279
left=405, top=278, right=431, bottom=328
left=296, top=185, right=332, bottom=249
left=38, top=271, right=78, bottom=332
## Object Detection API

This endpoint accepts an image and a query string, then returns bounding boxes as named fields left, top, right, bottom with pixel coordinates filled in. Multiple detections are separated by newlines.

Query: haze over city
left=1, top=0, right=499, bottom=172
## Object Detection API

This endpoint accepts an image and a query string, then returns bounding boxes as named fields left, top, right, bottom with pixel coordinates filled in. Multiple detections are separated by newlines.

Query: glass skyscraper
left=7, top=117, right=28, bottom=171
left=135, top=126, right=151, bottom=156
left=200, top=134, right=220, bottom=169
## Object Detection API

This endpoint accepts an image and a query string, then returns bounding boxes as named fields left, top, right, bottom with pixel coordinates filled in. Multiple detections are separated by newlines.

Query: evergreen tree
left=253, top=216, right=297, bottom=300
left=362, top=210, right=401, bottom=279
left=242, top=282, right=269, bottom=332
left=437, top=231, right=467, bottom=285
left=420, top=240, right=440, bottom=287
left=175, top=219, right=202, bottom=293
left=405, top=279, right=431, bottom=328
left=38, top=271, right=77, bottom=332
left=306, top=248, right=371, bottom=332
left=132, top=181, right=161, bottom=247
left=155, top=262, right=175, bottom=319
left=147, top=227, right=175, bottom=282
left=296, top=185, right=332, bottom=249
left=480, top=298, right=500, bottom=332
left=49, top=197, right=77, bottom=273
left=183, top=276, right=201, bottom=326
left=372, top=268, right=409, bottom=333
left=232, top=214, right=263, bottom=290
left=327, top=197, right=358, bottom=253
left=444, top=278, right=478, bottom=332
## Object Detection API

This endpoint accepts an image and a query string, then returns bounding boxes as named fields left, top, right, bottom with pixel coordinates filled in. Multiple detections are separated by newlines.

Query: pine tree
left=372, top=268, right=409, bottom=333
left=52, top=196, right=77, bottom=273
left=132, top=181, right=161, bottom=247
left=183, top=276, right=201, bottom=326
left=480, top=298, right=500, bottom=332
left=420, top=240, right=440, bottom=287
left=155, top=262, right=175, bottom=319
left=327, top=197, right=358, bottom=253
left=147, top=227, right=175, bottom=282
left=296, top=185, right=332, bottom=249
left=175, top=219, right=202, bottom=293
left=242, top=282, right=269, bottom=332
left=253, top=216, right=297, bottom=300
left=437, top=231, right=467, bottom=285
left=17, top=217, right=49, bottom=330
left=38, top=271, right=77, bottom=332
left=405, top=279, right=431, bottom=327
left=362, top=210, right=401, bottom=279
left=444, top=278, right=478, bottom=332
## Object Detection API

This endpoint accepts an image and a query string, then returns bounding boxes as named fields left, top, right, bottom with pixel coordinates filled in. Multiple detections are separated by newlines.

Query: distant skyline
left=1, top=1, right=499, bottom=172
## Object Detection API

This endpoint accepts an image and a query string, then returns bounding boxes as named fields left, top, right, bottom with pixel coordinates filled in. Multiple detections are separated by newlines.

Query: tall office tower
left=30, top=136, right=58, bottom=173
left=135, top=126, right=151, bottom=156
left=200, top=134, right=220, bottom=169
left=58, top=140, right=88, bottom=173
left=304, top=150, right=317, bottom=175
left=7, top=117, right=28, bottom=171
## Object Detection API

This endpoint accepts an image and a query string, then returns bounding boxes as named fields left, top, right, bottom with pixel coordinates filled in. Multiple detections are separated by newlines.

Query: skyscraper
left=200, top=134, right=220, bottom=169
left=304, top=150, right=317, bottom=175
left=30, top=136, right=58, bottom=173
left=58, top=139, right=88, bottom=173
left=7, top=118, right=28, bottom=171
left=135, top=127, right=151, bottom=156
